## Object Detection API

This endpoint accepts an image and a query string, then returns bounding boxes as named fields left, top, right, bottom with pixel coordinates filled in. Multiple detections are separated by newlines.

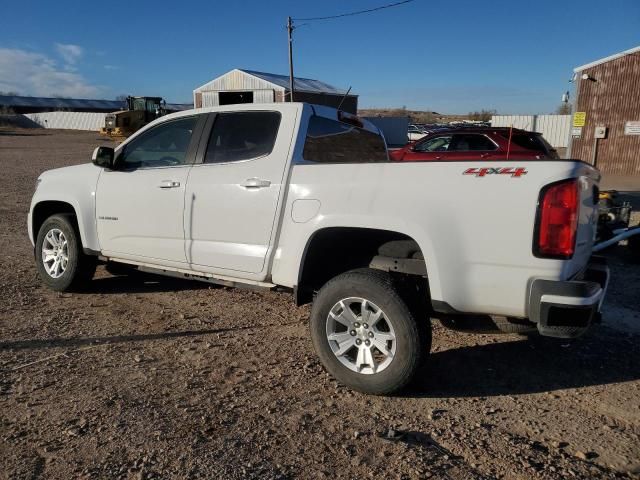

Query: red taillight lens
left=535, top=179, right=579, bottom=258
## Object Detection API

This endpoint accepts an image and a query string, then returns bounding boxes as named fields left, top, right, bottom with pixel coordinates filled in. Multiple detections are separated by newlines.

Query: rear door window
left=500, top=132, right=554, bottom=156
left=204, top=111, right=281, bottom=164
left=303, top=115, right=387, bottom=163
left=450, top=134, right=497, bottom=151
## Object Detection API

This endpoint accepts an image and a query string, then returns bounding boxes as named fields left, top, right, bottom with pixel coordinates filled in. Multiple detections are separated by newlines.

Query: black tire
left=310, top=269, right=431, bottom=395
left=35, top=214, right=96, bottom=292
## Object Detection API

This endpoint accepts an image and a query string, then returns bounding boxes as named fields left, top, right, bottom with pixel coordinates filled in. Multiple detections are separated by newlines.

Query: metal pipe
left=592, top=226, right=640, bottom=252
left=287, top=16, right=295, bottom=102
left=592, top=135, right=599, bottom=167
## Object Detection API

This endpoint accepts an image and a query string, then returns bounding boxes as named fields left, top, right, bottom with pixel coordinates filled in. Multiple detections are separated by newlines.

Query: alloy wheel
left=41, top=228, right=68, bottom=279
left=325, top=297, right=397, bottom=374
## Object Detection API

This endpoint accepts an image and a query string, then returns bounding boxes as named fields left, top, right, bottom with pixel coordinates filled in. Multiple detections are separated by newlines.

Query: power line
left=293, top=0, right=413, bottom=22
left=287, top=1, right=413, bottom=103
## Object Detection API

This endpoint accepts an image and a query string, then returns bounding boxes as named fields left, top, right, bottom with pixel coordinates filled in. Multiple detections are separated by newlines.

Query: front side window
left=118, top=116, right=196, bottom=169
left=449, top=134, right=497, bottom=151
left=204, top=111, right=281, bottom=164
left=303, top=115, right=387, bottom=163
left=414, top=135, right=452, bottom=152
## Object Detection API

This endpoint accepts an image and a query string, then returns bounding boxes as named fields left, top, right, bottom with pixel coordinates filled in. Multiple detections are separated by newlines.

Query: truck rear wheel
left=35, top=214, right=96, bottom=292
left=310, top=269, right=431, bottom=395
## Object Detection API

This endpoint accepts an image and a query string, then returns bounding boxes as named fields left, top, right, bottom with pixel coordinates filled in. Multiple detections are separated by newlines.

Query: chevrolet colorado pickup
left=29, top=103, right=609, bottom=395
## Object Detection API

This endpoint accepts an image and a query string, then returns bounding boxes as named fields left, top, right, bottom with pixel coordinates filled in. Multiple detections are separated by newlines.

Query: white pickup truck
left=29, top=103, right=609, bottom=394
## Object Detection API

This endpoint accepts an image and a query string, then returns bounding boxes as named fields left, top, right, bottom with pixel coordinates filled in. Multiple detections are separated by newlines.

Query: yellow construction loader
left=101, top=96, right=166, bottom=138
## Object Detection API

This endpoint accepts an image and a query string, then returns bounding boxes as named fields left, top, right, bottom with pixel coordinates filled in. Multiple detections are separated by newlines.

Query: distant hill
left=358, top=108, right=493, bottom=123
left=358, top=108, right=472, bottom=124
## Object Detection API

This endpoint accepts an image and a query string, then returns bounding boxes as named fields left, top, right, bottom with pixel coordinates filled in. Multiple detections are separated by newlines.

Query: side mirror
left=92, top=146, right=115, bottom=169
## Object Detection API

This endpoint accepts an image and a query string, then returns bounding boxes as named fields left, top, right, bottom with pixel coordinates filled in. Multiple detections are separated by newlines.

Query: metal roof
left=574, top=45, right=640, bottom=72
left=165, top=103, right=193, bottom=111
left=0, top=95, right=124, bottom=110
left=239, top=69, right=352, bottom=95
left=194, top=69, right=354, bottom=96
left=0, top=95, right=193, bottom=112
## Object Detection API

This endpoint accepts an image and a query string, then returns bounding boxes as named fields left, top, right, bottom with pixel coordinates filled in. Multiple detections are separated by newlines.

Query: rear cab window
left=302, top=115, right=387, bottom=163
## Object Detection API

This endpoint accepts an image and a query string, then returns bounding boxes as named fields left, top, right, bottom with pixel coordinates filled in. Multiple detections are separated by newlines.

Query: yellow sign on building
left=573, top=112, right=586, bottom=127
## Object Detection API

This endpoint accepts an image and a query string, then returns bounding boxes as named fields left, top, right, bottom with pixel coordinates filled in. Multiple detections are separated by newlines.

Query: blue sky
left=1, top=0, right=638, bottom=113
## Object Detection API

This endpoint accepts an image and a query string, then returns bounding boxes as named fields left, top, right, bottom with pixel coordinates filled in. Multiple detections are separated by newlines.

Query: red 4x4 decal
left=463, top=167, right=528, bottom=178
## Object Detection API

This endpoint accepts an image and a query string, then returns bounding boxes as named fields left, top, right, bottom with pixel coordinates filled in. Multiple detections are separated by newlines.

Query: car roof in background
left=420, top=127, right=537, bottom=136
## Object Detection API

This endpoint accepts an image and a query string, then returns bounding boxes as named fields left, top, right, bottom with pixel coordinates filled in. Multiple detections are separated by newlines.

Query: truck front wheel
left=35, top=214, right=96, bottom=292
left=310, top=269, right=431, bottom=395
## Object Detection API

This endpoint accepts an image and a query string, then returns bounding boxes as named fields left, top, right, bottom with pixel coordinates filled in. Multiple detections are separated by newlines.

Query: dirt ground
left=1, top=128, right=639, bottom=480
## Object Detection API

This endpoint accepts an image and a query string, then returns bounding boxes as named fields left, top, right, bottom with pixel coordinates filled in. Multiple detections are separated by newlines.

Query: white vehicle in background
left=407, top=124, right=428, bottom=141
left=29, top=103, right=608, bottom=395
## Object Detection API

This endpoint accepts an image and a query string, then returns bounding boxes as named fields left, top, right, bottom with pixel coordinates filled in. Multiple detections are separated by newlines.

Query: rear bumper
left=528, top=257, right=609, bottom=338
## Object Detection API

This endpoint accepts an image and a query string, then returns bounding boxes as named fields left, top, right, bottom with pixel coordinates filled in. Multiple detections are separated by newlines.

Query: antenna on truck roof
left=337, top=86, right=352, bottom=111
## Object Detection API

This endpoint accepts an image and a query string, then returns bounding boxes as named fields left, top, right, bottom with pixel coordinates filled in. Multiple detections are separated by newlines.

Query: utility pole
left=287, top=16, right=295, bottom=102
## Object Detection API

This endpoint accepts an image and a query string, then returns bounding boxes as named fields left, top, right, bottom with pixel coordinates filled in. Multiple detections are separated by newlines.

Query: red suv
left=389, top=127, right=559, bottom=161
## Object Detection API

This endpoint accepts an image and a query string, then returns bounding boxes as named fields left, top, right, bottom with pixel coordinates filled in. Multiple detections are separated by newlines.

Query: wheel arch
left=294, top=226, right=432, bottom=306
left=31, top=200, right=91, bottom=252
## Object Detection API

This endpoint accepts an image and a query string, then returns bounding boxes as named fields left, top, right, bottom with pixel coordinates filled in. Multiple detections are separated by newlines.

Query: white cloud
left=0, top=47, right=102, bottom=97
left=55, top=43, right=83, bottom=65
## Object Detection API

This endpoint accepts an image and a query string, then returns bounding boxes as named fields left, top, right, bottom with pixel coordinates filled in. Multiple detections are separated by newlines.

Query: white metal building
left=491, top=114, right=571, bottom=148
left=24, top=111, right=108, bottom=131
left=1, top=95, right=193, bottom=131
left=193, top=69, right=358, bottom=113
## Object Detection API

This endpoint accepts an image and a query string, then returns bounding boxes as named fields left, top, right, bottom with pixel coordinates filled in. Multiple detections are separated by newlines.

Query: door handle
left=480, top=153, right=491, bottom=159
left=240, top=178, right=271, bottom=189
left=158, top=180, right=180, bottom=188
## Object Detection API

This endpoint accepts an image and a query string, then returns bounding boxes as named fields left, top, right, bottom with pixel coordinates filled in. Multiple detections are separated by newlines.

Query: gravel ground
left=1, top=128, right=639, bottom=479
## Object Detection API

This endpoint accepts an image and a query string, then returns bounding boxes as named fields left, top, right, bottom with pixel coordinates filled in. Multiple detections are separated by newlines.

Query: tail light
left=534, top=179, right=579, bottom=259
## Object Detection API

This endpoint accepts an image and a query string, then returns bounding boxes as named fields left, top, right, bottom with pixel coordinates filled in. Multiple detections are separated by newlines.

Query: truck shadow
left=0, top=131, right=52, bottom=137
left=410, top=328, right=639, bottom=397
left=0, top=326, right=251, bottom=352
left=81, top=272, right=211, bottom=294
